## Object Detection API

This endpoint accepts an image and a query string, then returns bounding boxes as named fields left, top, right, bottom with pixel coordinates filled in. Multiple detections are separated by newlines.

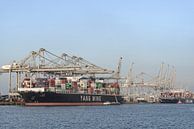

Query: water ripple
left=0, top=104, right=194, bottom=129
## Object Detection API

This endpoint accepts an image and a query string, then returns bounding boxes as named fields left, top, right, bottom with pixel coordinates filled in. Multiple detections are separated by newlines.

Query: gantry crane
left=0, top=48, right=117, bottom=93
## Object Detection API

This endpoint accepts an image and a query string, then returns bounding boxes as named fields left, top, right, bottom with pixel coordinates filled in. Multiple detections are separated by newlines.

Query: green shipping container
left=96, top=82, right=102, bottom=89
left=66, top=83, right=72, bottom=89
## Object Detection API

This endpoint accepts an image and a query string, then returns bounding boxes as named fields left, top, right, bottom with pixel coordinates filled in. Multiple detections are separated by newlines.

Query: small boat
left=103, top=102, right=111, bottom=105
left=103, top=101, right=121, bottom=105
left=177, top=100, right=182, bottom=104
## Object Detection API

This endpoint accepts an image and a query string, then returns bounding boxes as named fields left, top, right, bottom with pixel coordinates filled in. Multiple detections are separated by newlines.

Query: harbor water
left=1, top=104, right=194, bottom=129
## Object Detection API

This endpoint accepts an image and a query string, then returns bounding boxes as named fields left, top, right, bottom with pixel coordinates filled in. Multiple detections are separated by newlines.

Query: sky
left=0, top=0, right=194, bottom=94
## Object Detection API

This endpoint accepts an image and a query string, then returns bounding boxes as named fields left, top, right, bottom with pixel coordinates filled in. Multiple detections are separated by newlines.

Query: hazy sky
left=0, top=0, right=194, bottom=94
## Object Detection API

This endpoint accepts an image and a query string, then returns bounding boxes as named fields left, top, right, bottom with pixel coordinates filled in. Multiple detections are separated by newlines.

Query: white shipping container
left=55, top=79, right=61, bottom=85
left=80, top=80, right=87, bottom=88
left=61, top=84, right=66, bottom=89
left=96, top=79, right=104, bottom=83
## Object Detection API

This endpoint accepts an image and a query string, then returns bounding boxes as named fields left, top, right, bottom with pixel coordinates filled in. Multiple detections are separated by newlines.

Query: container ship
left=18, top=76, right=124, bottom=106
left=159, top=89, right=194, bottom=104
left=0, top=48, right=124, bottom=106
